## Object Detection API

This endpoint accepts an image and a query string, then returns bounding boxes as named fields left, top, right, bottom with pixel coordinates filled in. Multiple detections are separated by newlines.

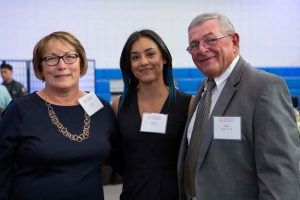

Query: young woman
left=109, top=29, right=194, bottom=200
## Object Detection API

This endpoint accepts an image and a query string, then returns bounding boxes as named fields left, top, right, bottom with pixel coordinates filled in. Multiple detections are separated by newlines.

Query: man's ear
left=232, top=32, right=240, bottom=48
left=232, top=32, right=240, bottom=54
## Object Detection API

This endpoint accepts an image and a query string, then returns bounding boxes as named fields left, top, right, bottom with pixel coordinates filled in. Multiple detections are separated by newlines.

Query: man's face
left=1, top=68, right=13, bottom=83
left=188, top=19, right=239, bottom=79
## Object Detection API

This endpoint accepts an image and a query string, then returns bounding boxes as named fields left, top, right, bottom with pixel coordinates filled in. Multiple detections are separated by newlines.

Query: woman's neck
left=38, top=88, right=85, bottom=106
left=138, top=81, right=168, bottom=100
left=137, top=81, right=169, bottom=114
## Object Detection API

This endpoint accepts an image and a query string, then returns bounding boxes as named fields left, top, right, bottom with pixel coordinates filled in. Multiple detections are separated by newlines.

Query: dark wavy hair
left=119, top=29, right=175, bottom=111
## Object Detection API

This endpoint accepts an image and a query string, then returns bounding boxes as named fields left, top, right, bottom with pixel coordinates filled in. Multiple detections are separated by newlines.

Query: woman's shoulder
left=9, top=92, right=40, bottom=107
left=173, top=90, right=195, bottom=114
left=108, top=95, right=121, bottom=116
left=94, top=95, right=116, bottom=118
left=1, top=92, right=42, bottom=118
left=175, top=89, right=192, bottom=101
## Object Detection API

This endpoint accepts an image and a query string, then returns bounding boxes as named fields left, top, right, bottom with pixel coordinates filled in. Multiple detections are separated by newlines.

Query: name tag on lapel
left=213, top=116, right=241, bottom=140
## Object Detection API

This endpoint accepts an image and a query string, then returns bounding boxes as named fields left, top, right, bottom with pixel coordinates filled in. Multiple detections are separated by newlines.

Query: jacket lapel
left=178, top=57, right=247, bottom=191
left=195, top=57, right=245, bottom=169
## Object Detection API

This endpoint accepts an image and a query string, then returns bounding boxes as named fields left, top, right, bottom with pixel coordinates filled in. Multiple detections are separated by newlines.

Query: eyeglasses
left=43, top=54, right=79, bottom=66
left=186, top=34, right=231, bottom=53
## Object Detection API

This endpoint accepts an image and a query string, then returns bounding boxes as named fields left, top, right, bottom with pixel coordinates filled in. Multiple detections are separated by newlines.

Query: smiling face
left=188, top=19, right=239, bottom=79
left=41, top=39, right=81, bottom=93
left=130, top=37, right=166, bottom=84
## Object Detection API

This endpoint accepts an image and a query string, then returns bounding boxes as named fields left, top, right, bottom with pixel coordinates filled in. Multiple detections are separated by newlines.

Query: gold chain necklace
left=46, top=101, right=91, bottom=142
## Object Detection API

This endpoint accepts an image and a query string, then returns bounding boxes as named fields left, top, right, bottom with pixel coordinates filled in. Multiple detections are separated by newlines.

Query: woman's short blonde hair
left=32, top=31, right=88, bottom=81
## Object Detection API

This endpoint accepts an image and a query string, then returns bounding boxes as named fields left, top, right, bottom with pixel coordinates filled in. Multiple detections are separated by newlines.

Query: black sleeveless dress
left=110, top=89, right=191, bottom=200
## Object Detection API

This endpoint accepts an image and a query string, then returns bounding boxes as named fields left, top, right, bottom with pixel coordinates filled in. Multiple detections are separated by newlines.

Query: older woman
left=0, top=31, right=115, bottom=200
left=109, top=29, right=194, bottom=200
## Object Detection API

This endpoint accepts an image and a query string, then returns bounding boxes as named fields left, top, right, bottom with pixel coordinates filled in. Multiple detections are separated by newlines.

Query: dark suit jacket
left=177, top=56, right=300, bottom=200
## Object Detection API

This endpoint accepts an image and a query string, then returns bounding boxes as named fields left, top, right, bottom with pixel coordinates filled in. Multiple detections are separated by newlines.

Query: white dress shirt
left=187, top=55, right=240, bottom=144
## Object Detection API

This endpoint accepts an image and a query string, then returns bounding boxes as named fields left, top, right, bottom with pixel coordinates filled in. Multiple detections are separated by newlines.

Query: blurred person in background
left=0, top=31, right=115, bottom=200
left=108, top=29, right=194, bottom=200
left=0, top=84, right=11, bottom=117
left=0, top=61, right=27, bottom=98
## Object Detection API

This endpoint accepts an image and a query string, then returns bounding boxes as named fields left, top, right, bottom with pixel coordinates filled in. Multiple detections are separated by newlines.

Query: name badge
left=78, top=92, right=103, bottom=116
left=140, top=113, right=168, bottom=134
left=214, top=116, right=241, bottom=140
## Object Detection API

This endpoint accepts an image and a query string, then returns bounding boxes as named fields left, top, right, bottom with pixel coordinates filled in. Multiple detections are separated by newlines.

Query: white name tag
left=214, top=116, right=241, bottom=140
left=78, top=92, right=103, bottom=116
left=140, top=113, right=168, bottom=134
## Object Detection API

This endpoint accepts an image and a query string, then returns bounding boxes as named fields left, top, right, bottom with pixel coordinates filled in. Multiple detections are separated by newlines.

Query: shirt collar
left=213, top=54, right=240, bottom=90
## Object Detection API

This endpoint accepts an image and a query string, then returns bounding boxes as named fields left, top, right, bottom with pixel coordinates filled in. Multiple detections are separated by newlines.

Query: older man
left=178, top=13, right=300, bottom=200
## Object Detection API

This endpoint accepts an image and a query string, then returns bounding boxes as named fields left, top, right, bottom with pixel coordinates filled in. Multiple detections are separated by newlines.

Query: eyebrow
left=44, top=51, right=75, bottom=57
left=131, top=47, right=155, bottom=55
left=189, top=32, right=214, bottom=43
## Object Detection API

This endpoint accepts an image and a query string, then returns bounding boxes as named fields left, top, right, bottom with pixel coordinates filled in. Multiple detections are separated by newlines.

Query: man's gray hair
left=188, top=13, right=235, bottom=34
